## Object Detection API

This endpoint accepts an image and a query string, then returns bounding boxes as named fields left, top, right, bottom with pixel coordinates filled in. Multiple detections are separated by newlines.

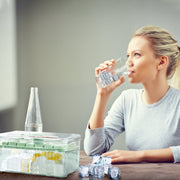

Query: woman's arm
left=142, top=148, right=174, bottom=162
left=89, top=78, right=124, bottom=129
left=89, top=60, right=125, bottom=129
left=89, top=92, right=110, bottom=129
left=84, top=60, right=125, bottom=155
left=102, top=148, right=174, bottom=163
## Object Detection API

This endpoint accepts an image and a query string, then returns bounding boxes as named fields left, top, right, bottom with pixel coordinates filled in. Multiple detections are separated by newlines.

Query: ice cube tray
left=0, top=131, right=81, bottom=178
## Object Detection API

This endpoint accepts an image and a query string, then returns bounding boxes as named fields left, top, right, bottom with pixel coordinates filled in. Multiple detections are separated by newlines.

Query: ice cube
left=92, top=155, right=112, bottom=166
left=88, top=164, right=95, bottom=175
left=92, top=155, right=101, bottom=164
left=54, top=164, right=65, bottom=177
left=46, top=160, right=55, bottom=176
left=102, top=156, right=111, bottom=165
left=30, top=160, right=39, bottom=174
left=93, top=165, right=104, bottom=178
left=6, top=155, right=21, bottom=171
left=20, top=159, right=30, bottom=173
left=108, top=167, right=120, bottom=180
left=36, top=156, right=46, bottom=175
left=104, top=164, right=112, bottom=174
left=79, top=165, right=89, bottom=178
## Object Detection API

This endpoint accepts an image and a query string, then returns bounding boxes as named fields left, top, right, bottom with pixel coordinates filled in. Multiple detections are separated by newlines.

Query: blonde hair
left=133, top=25, right=180, bottom=88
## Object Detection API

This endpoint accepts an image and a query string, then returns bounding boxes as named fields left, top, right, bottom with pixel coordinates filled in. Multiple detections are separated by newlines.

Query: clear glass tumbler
left=96, top=57, right=129, bottom=88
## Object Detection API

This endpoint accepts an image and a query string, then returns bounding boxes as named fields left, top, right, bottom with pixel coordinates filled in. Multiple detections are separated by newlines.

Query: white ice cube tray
left=0, top=131, right=81, bottom=178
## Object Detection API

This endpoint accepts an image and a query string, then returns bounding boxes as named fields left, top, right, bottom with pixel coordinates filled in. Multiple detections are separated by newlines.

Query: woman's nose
left=126, top=59, right=133, bottom=67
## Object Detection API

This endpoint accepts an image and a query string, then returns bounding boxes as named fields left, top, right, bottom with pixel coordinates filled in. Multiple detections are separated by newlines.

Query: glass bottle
left=25, top=87, right=43, bottom=132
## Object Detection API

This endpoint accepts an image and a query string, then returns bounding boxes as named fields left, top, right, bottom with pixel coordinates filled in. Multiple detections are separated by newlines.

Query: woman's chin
left=128, top=78, right=139, bottom=84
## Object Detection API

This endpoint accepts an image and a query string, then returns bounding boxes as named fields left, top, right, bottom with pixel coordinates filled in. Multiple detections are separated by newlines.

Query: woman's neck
left=142, top=79, right=170, bottom=105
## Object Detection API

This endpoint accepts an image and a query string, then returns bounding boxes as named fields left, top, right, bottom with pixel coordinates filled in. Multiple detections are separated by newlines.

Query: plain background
left=0, top=0, right=180, bottom=150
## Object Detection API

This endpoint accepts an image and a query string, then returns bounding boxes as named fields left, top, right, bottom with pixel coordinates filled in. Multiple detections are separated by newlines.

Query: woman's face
left=126, top=36, right=160, bottom=84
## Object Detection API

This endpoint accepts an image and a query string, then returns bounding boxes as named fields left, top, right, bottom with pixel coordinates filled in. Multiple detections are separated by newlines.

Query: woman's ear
left=157, top=56, right=169, bottom=71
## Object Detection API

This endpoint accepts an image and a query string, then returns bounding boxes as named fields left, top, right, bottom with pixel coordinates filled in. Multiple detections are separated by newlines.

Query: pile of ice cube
left=79, top=155, right=120, bottom=179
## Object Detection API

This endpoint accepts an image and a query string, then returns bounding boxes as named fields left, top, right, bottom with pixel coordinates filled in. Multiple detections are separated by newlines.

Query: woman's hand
left=102, top=149, right=144, bottom=163
left=95, top=59, right=125, bottom=96
left=102, top=148, right=174, bottom=163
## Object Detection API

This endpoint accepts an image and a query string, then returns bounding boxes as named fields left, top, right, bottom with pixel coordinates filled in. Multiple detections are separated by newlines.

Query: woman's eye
left=134, top=53, right=140, bottom=57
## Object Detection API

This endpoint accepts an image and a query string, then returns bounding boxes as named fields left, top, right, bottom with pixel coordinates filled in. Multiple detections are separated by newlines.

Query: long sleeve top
left=84, top=86, right=180, bottom=163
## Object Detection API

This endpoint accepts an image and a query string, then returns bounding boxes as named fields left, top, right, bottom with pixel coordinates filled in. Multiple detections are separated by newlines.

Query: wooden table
left=1, top=151, right=180, bottom=179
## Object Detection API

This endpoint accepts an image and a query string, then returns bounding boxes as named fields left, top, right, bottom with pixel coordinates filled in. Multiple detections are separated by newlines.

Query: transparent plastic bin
left=0, top=131, right=81, bottom=178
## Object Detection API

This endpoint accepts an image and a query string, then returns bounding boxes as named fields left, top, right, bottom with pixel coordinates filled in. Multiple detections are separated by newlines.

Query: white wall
left=5, top=0, right=180, bottom=150
left=0, top=0, right=17, bottom=111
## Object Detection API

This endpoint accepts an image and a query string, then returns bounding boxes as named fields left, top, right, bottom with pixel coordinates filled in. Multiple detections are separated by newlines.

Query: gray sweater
left=84, top=86, right=180, bottom=163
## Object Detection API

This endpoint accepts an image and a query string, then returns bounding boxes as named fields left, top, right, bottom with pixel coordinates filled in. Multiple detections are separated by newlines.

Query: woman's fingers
left=95, top=59, right=115, bottom=76
left=104, top=59, right=115, bottom=66
left=115, top=76, right=125, bottom=87
left=102, top=149, right=143, bottom=163
left=102, top=150, right=115, bottom=157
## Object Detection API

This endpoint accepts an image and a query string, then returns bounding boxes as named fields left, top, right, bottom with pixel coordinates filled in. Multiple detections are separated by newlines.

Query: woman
left=84, top=25, right=180, bottom=163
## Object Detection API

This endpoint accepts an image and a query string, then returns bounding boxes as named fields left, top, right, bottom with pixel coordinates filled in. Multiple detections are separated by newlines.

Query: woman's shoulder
left=170, top=86, right=180, bottom=98
left=171, top=86, right=180, bottom=93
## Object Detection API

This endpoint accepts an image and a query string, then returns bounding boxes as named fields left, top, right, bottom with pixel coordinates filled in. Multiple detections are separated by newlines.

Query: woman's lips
left=127, top=69, right=135, bottom=75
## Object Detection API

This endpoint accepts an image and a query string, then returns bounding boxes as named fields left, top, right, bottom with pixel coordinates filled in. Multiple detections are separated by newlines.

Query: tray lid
left=0, top=131, right=81, bottom=151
